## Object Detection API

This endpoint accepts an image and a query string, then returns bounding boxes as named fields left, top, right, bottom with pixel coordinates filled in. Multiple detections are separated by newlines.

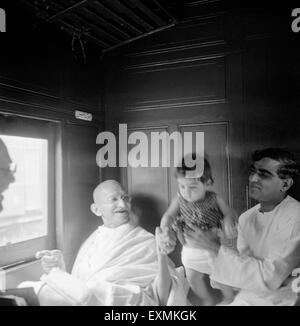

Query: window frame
left=0, top=114, right=56, bottom=268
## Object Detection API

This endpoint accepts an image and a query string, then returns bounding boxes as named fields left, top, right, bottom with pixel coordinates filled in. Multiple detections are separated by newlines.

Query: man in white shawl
left=174, top=148, right=300, bottom=306
left=21, top=180, right=188, bottom=306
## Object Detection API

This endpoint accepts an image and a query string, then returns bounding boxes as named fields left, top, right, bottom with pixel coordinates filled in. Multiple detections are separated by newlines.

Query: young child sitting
left=160, top=154, right=237, bottom=305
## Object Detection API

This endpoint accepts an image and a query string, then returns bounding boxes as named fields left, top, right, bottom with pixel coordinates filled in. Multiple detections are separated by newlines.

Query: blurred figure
left=0, top=138, right=23, bottom=305
left=0, top=138, right=15, bottom=212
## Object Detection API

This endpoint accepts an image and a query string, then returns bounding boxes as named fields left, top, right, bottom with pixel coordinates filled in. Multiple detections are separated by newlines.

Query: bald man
left=26, top=180, right=188, bottom=306
left=90, top=180, right=137, bottom=228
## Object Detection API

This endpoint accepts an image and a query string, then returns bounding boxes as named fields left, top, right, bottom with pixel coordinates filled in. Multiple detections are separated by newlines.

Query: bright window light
left=0, top=135, right=48, bottom=246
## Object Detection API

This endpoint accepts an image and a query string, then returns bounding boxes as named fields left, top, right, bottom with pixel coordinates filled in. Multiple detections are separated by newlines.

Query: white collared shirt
left=210, top=195, right=300, bottom=305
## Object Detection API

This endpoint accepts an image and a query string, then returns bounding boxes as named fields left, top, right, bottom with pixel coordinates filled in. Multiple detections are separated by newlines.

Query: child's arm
left=155, top=227, right=172, bottom=306
left=216, top=196, right=238, bottom=239
left=160, top=197, right=180, bottom=229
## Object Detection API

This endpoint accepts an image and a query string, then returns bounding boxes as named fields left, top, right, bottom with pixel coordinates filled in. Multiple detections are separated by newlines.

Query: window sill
left=1, top=258, right=38, bottom=272
left=2, top=259, right=42, bottom=289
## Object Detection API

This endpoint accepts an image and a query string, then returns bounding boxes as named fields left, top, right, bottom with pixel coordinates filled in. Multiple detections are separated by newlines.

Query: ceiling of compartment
left=21, top=0, right=181, bottom=54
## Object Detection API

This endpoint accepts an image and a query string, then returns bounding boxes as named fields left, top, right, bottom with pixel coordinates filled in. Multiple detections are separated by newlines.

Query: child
left=160, top=154, right=237, bottom=306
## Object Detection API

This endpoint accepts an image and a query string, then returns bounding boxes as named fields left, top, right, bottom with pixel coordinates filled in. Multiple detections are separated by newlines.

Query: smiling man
left=90, top=180, right=134, bottom=228
left=25, top=180, right=187, bottom=306
left=181, top=148, right=300, bottom=305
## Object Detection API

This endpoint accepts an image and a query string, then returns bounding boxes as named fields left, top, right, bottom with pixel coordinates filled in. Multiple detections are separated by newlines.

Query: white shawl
left=37, top=223, right=188, bottom=306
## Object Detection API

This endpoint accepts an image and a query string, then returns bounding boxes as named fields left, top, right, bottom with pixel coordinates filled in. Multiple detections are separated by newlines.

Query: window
left=0, top=135, right=48, bottom=246
left=0, top=115, right=56, bottom=268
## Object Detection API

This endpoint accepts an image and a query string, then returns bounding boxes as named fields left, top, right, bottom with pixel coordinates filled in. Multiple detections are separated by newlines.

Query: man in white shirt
left=180, top=148, right=300, bottom=305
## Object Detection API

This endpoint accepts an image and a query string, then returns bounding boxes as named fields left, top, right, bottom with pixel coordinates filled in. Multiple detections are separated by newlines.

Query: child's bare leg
left=185, top=268, right=214, bottom=306
left=219, top=284, right=235, bottom=304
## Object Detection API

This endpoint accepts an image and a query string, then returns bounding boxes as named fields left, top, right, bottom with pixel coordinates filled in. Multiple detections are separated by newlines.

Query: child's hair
left=175, top=153, right=214, bottom=184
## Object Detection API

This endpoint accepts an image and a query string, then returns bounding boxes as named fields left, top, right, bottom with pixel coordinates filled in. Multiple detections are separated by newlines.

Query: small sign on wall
left=75, top=110, right=93, bottom=122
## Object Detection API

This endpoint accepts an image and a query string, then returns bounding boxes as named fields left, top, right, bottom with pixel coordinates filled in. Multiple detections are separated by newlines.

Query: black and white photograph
left=0, top=0, right=300, bottom=309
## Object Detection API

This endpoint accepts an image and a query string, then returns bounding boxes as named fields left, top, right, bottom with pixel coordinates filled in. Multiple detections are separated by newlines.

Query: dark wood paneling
left=178, top=122, right=230, bottom=204
left=1, top=11, right=104, bottom=112
left=104, top=4, right=300, bottom=220
left=123, top=15, right=226, bottom=56
left=0, top=78, right=103, bottom=125
left=59, top=123, right=100, bottom=270
left=125, top=126, right=170, bottom=234
left=122, top=56, right=226, bottom=110
left=243, top=10, right=288, bottom=41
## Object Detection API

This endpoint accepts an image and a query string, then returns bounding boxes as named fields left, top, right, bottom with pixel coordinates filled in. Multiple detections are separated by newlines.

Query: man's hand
left=183, top=223, right=221, bottom=255
left=36, top=250, right=66, bottom=274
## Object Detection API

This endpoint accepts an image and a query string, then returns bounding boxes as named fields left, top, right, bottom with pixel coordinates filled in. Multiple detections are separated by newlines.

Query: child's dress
left=175, top=191, right=224, bottom=274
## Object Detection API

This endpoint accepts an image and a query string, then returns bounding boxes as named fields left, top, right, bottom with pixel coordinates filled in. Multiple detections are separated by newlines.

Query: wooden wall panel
left=126, top=126, right=170, bottom=235
left=178, top=122, right=230, bottom=205
left=124, top=15, right=226, bottom=56
left=104, top=5, right=300, bottom=226
left=122, top=56, right=226, bottom=110
left=1, top=15, right=103, bottom=111
left=243, top=10, right=287, bottom=40
left=59, top=123, right=100, bottom=271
